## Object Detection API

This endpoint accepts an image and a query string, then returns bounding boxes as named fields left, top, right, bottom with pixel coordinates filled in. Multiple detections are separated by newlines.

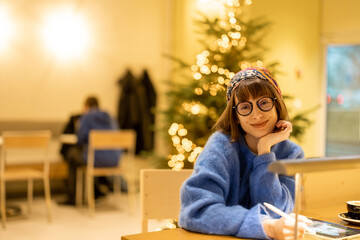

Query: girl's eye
left=239, top=104, right=250, bottom=110
left=259, top=99, right=271, bottom=106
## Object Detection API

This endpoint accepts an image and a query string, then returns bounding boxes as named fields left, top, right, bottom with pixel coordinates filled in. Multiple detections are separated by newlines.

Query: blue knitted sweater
left=179, top=131, right=304, bottom=239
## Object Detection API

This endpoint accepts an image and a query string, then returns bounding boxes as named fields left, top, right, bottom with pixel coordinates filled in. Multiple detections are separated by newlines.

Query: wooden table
left=59, top=134, right=77, bottom=144
left=121, top=228, right=240, bottom=240
left=121, top=204, right=360, bottom=240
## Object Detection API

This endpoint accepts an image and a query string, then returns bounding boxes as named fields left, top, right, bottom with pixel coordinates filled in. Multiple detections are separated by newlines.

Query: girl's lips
left=250, top=120, right=268, bottom=128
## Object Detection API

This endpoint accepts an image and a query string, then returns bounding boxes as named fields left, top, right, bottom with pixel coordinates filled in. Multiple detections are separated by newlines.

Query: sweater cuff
left=253, top=152, right=276, bottom=169
left=236, top=204, right=271, bottom=239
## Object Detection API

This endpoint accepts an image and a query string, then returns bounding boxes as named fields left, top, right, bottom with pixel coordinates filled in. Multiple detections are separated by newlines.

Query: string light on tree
left=167, top=123, right=203, bottom=170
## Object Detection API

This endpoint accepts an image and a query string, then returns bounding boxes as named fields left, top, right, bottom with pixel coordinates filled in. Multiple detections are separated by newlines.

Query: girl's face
left=235, top=95, right=278, bottom=140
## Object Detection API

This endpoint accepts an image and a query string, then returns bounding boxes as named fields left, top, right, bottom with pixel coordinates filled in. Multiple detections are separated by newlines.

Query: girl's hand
left=257, top=120, right=292, bottom=155
left=262, top=214, right=313, bottom=240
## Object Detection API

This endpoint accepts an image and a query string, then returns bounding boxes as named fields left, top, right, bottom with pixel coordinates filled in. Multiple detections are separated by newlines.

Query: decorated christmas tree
left=161, top=0, right=312, bottom=170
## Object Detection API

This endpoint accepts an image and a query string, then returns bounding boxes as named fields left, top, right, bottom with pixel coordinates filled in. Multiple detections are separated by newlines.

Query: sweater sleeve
left=249, top=141, right=304, bottom=216
left=179, top=133, right=271, bottom=239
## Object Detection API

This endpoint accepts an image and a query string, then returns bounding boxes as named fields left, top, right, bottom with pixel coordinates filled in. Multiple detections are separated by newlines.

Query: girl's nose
left=250, top=105, right=263, bottom=119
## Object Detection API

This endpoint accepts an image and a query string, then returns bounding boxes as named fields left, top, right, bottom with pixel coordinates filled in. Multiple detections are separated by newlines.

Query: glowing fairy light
left=168, top=160, right=175, bottom=168
left=202, top=50, right=210, bottom=56
left=256, top=60, right=263, bottom=67
left=214, top=54, right=222, bottom=61
left=181, top=138, right=189, bottom=145
left=174, top=161, right=184, bottom=170
left=245, top=0, right=252, bottom=5
left=230, top=32, right=241, bottom=39
left=176, top=145, right=185, bottom=154
left=218, top=68, right=225, bottom=75
left=195, top=88, right=203, bottom=95
left=225, top=0, right=234, bottom=7
left=191, top=65, right=199, bottom=71
left=221, top=34, right=229, bottom=43
left=194, top=147, right=203, bottom=154
left=177, top=154, right=185, bottom=161
left=193, top=72, right=202, bottom=80
left=218, top=76, right=225, bottom=84
left=178, top=128, right=188, bottom=136
left=241, top=62, right=250, bottom=69
left=191, top=104, right=201, bottom=115
left=200, top=65, right=211, bottom=74
left=211, top=65, right=219, bottom=72
left=188, top=156, right=195, bottom=162
left=168, top=123, right=179, bottom=136
left=172, top=136, right=180, bottom=145
left=185, top=146, right=192, bottom=152
left=168, top=129, right=176, bottom=136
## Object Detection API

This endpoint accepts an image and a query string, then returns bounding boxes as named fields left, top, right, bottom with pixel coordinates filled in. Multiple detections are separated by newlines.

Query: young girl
left=179, top=67, right=312, bottom=240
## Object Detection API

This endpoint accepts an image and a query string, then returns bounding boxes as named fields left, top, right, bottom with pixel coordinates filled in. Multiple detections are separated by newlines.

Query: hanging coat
left=137, top=69, right=157, bottom=151
left=117, top=69, right=157, bottom=154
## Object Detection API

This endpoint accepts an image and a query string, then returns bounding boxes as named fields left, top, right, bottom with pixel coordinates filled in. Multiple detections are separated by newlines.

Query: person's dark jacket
left=77, top=109, right=121, bottom=167
left=60, top=114, right=82, bottom=158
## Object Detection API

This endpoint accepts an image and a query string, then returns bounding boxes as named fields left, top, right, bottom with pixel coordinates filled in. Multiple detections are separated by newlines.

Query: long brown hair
left=213, top=77, right=289, bottom=142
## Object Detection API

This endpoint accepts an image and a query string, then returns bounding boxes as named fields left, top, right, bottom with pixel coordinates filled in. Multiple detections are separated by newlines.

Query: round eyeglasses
left=233, top=97, right=276, bottom=116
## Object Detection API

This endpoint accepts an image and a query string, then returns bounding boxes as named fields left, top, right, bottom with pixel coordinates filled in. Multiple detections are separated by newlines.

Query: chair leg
left=27, top=179, right=33, bottom=215
left=76, top=168, right=83, bottom=208
left=113, top=175, right=121, bottom=196
left=127, top=176, right=136, bottom=213
left=1, top=179, right=6, bottom=229
left=43, top=177, right=52, bottom=223
left=87, top=173, right=95, bottom=216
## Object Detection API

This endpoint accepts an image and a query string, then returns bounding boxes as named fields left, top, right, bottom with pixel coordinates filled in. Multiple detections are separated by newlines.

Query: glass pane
left=326, top=45, right=360, bottom=156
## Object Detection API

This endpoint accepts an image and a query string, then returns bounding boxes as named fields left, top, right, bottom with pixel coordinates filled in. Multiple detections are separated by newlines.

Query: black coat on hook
left=117, top=69, right=157, bottom=154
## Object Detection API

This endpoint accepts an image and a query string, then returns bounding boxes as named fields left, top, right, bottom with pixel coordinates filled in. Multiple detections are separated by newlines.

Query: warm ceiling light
left=0, top=5, right=15, bottom=51
left=42, top=7, right=90, bottom=60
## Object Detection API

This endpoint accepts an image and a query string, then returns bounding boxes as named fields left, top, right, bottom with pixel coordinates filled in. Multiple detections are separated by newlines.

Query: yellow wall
left=322, top=0, right=360, bottom=43
left=0, top=0, right=171, bottom=122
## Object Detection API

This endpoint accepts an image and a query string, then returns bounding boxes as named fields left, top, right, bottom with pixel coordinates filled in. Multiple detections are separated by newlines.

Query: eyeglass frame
left=233, top=97, right=277, bottom=116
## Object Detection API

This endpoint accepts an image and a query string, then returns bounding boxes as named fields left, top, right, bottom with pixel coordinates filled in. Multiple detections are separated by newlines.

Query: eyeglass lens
left=236, top=97, right=274, bottom=116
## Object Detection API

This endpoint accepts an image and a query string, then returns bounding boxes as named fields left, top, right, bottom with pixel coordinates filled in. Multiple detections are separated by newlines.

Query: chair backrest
left=87, top=129, right=136, bottom=167
left=1, top=130, right=52, bottom=174
left=140, top=169, right=193, bottom=232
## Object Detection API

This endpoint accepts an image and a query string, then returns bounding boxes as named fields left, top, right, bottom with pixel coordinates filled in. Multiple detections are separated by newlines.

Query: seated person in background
left=60, top=113, right=82, bottom=159
left=59, top=96, right=121, bottom=206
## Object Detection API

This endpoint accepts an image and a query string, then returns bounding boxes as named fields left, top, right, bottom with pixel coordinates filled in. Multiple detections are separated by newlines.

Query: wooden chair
left=140, top=169, right=193, bottom=232
left=0, top=130, right=52, bottom=228
left=75, top=129, right=136, bottom=216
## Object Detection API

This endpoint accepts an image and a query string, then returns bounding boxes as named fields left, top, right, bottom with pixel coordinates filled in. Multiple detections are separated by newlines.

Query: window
left=326, top=45, right=360, bottom=156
